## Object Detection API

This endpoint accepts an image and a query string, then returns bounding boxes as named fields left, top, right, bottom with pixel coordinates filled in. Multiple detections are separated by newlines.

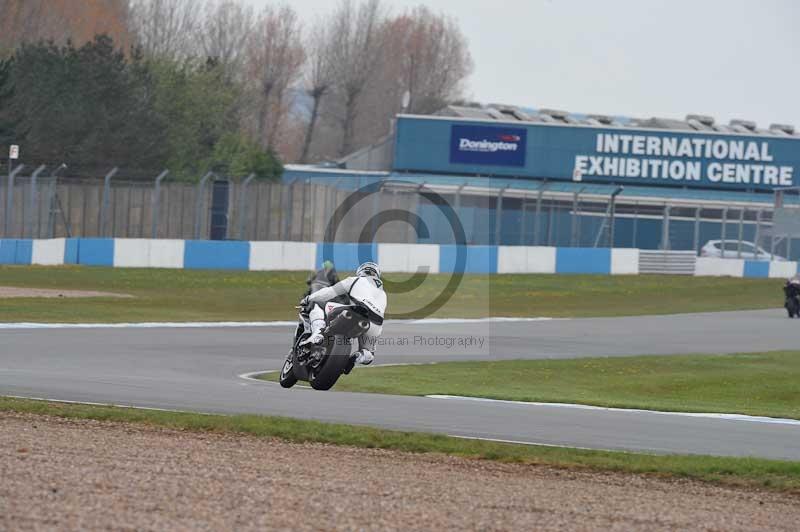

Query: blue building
left=284, top=105, right=800, bottom=258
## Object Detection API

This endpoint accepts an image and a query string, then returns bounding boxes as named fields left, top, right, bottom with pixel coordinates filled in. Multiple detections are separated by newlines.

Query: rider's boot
left=343, top=349, right=374, bottom=375
left=299, top=304, right=326, bottom=347
left=353, top=349, right=374, bottom=365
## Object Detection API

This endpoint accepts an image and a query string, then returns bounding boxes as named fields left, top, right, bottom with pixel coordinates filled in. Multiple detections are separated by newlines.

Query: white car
left=700, top=240, right=786, bottom=261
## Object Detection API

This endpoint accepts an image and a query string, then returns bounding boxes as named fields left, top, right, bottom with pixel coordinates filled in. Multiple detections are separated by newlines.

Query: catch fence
left=1, top=166, right=796, bottom=260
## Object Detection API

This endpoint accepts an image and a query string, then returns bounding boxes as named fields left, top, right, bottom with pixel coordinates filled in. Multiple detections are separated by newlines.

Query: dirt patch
left=0, top=412, right=798, bottom=531
left=0, top=286, right=132, bottom=299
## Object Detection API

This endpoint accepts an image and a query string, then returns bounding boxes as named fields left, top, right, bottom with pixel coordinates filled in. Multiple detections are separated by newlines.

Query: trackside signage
left=449, top=125, right=527, bottom=167
left=574, top=133, right=793, bottom=187
left=393, top=116, right=800, bottom=191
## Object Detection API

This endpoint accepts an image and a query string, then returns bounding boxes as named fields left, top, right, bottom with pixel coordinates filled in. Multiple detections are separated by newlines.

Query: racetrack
left=2, top=309, right=800, bottom=460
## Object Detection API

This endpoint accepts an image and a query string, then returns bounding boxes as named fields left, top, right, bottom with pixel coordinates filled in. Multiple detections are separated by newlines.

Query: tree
left=245, top=5, right=305, bottom=151
left=299, top=19, right=336, bottom=163
left=197, top=0, right=255, bottom=80
left=329, top=0, right=386, bottom=157
left=208, top=132, right=282, bottom=179
left=385, top=6, right=472, bottom=115
left=0, top=0, right=131, bottom=54
left=128, top=0, right=198, bottom=60
left=150, top=58, right=241, bottom=178
left=0, top=57, right=15, bottom=147
left=3, top=35, right=167, bottom=174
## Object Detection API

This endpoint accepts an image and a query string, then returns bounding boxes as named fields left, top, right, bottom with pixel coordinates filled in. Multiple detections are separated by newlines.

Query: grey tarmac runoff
left=1, top=309, right=799, bottom=460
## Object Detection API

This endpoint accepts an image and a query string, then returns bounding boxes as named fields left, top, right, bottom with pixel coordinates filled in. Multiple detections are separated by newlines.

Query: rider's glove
left=300, top=296, right=310, bottom=308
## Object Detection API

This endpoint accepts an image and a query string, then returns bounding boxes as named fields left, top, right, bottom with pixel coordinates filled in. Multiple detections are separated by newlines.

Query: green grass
left=1, top=396, right=798, bottom=492
left=0, top=265, right=784, bottom=322
left=260, top=352, right=800, bottom=420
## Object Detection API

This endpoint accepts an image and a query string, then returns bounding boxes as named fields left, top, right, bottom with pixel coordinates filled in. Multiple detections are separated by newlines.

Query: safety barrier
left=695, top=257, right=797, bottom=278
left=0, top=238, right=796, bottom=278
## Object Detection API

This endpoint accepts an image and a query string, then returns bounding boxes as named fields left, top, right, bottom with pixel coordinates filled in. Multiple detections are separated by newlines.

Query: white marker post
left=8, top=144, right=19, bottom=178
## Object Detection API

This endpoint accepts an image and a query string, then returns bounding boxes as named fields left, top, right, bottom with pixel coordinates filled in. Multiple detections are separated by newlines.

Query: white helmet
left=356, top=261, right=381, bottom=279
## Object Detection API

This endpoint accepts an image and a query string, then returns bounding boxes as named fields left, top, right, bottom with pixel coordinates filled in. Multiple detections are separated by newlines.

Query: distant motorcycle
left=280, top=303, right=372, bottom=390
left=784, top=280, right=800, bottom=318
left=785, top=292, right=800, bottom=318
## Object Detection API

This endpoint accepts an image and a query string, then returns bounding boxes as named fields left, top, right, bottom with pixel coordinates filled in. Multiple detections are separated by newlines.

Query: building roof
left=437, top=103, right=798, bottom=138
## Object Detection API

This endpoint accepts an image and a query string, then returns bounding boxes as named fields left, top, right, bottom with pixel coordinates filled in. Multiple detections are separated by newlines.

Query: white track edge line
left=0, top=321, right=297, bottom=329
left=0, top=395, right=653, bottom=454
left=2, top=394, right=224, bottom=417
left=238, top=362, right=439, bottom=385
left=426, top=395, right=800, bottom=426
left=446, top=434, right=651, bottom=454
left=0, top=317, right=558, bottom=330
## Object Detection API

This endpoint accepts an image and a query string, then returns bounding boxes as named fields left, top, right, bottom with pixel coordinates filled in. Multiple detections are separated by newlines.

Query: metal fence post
left=570, top=190, right=580, bottom=247
left=693, top=207, right=701, bottom=253
left=283, top=180, right=296, bottom=241
left=150, top=170, right=169, bottom=239
left=4, top=164, right=25, bottom=237
left=414, top=183, right=426, bottom=244
left=193, top=172, right=213, bottom=240
left=237, top=173, right=256, bottom=240
left=533, top=181, right=546, bottom=245
left=26, top=165, right=46, bottom=238
left=608, top=186, right=623, bottom=248
left=454, top=183, right=466, bottom=244
left=660, top=204, right=671, bottom=250
left=371, top=181, right=382, bottom=242
left=770, top=211, right=777, bottom=261
left=98, top=167, right=118, bottom=237
left=494, top=187, right=506, bottom=245
left=754, top=209, right=762, bottom=254
left=46, top=164, right=68, bottom=238
left=46, top=179, right=56, bottom=238
left=737, top=209, right=745, bottom=258
left=720, top=207, right=728, bottom=258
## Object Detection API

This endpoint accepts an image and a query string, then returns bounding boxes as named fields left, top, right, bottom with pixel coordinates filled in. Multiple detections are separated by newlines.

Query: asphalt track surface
left=2, top=309, right=800, bottom=460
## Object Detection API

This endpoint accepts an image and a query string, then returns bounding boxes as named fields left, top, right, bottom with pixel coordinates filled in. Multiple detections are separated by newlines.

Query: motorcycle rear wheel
left=309, top=335, right=352, bottom=391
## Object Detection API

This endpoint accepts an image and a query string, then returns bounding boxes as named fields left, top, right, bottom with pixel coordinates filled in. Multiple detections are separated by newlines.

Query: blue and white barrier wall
left=695, top=257, right=797, bottom=278
left=0, top=238, right=795, bottom=278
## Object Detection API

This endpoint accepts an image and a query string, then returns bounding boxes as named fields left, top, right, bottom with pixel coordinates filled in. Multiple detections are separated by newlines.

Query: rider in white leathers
left=299, top=261, right=386, bottom=366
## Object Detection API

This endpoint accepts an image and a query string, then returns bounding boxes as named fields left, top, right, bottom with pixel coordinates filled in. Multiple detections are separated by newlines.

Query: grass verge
left=1, top=396, right=799, bottom=493
left=0, top=265, right=785, bottom=322
left=260, top=352, right=800, bottom=420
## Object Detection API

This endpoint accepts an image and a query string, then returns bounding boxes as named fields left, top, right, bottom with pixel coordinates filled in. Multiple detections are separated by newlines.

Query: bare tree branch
left=299, top=18, right=336, bottom=163
left=329, top=0, right=386, bottom=157
left=386, top=6, right=473, bottom=115
left=245, top=4, right=305, bottom=150
left=128, top=0, right=198, bottom=60
left=197, top=0, right=254, bottom=79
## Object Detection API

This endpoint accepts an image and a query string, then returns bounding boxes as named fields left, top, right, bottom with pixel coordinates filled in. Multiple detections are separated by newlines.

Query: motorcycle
left=279, top=303, right=372, bottom=390
left=786, top=293, right=800, bottom=318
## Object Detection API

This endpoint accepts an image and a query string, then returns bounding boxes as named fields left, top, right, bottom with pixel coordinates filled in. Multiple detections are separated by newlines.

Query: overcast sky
left=245, top=0, right=800, bottom=129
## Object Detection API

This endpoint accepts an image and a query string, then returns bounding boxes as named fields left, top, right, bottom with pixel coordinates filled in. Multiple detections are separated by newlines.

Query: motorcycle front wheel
left=279, top=356, right=298, bottom=388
